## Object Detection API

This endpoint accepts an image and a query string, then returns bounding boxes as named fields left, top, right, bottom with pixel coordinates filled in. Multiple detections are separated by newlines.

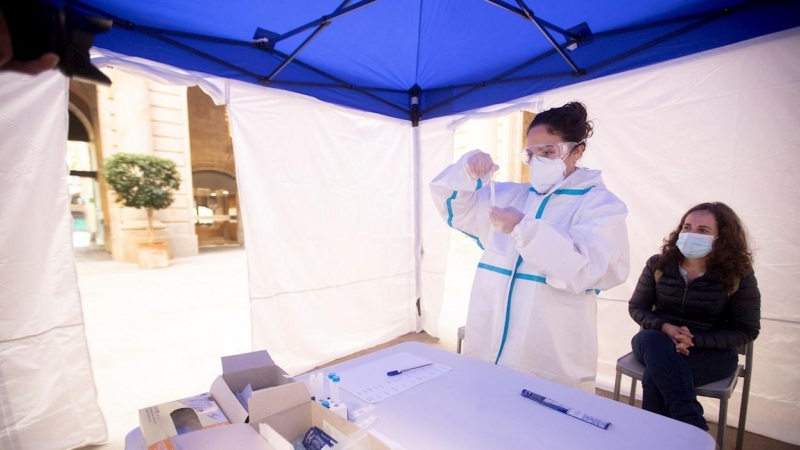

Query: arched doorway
left=192, top=170, right=241, bottom=246
left=67, top=103, right=105, bottom=249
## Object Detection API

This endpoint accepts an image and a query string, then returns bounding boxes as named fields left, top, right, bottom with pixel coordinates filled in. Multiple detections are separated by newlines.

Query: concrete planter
left=138, top=242, right=170, bottom=269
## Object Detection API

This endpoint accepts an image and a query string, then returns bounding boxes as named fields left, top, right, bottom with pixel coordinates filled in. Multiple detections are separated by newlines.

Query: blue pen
left=521, top=389, right=611, bottom=429
left=387, top=363, right=433, bottom=376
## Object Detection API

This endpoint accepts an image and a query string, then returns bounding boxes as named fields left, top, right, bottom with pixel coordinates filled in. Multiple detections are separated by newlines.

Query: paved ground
left=76, top=246, right=252, bottom=450
left=74, top=243, right=795, bottom=450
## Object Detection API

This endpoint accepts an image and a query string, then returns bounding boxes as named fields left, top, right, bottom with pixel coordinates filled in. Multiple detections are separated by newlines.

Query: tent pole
left=513, top=0, right=584, bottom=75
left=265, top=0, right=353, bottom=81
left=484, top=0, right=579, bottom=40
left=265, top=0, right=380, bottom=46
left=410, top=86, right=422, bottom=327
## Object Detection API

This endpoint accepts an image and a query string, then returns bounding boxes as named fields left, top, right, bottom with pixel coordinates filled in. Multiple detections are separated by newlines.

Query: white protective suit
left=431, top=150, right=630, bottom=392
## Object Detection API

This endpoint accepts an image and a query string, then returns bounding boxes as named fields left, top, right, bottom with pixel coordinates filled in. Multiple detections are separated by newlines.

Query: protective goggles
left=520, top=142, right=580, bottom=164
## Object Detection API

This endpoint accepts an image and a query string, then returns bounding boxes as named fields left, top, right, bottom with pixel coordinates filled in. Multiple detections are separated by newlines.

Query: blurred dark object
left=0, top=0, right=112, bottom=84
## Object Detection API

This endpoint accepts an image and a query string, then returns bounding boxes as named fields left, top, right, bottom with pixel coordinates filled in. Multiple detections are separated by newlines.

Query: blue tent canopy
left=75, top=0, right=799, bottom=121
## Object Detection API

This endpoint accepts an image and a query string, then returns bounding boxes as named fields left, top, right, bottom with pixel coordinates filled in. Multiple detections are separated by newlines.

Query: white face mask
left=676, top=232, right=715, bottom=259
left=528, top=156, right=566, bottom=194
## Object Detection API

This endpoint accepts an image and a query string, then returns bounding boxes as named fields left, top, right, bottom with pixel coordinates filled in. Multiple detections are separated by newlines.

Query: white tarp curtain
left=86, top=50, right=454, bottom=375
left=417, top=117, right=456, bottom=336
left=452, top=27, right=798, bottom=444
left=0, top=71, right=106, bottom=449
left=224, top=82, right=419, bottom=375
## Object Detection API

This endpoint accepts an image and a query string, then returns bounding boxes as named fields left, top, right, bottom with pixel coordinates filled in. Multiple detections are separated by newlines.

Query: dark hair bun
left=528, top=101, right=594, bottom=143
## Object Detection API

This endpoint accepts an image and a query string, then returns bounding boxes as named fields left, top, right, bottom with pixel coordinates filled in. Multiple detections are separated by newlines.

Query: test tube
left=314, top=373, right=323, bottom=400
left=330, top=375, right=341, bottom=404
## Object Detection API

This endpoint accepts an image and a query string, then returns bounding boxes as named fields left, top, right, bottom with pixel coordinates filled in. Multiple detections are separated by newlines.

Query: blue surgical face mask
left=676, top=232, right=715, bottom=259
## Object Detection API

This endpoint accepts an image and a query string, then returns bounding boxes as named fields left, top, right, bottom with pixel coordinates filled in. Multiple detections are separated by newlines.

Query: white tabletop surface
left=300, top=342, right=715, bottom=450
left=127, top=342, right=715, bottom=450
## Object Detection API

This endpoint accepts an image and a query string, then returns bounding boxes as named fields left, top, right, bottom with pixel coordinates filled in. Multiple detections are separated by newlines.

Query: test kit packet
left=138, top=393, right=228, bottom=450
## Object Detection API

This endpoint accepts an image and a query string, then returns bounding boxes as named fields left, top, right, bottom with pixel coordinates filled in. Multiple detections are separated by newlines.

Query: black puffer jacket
left=629, top=254, right=761, bottom=350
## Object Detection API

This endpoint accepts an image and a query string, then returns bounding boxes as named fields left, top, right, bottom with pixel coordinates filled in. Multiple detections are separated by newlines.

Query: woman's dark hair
left=658, top=202, right=753, bottom=291
left=526, top=101, right=594, bottom=144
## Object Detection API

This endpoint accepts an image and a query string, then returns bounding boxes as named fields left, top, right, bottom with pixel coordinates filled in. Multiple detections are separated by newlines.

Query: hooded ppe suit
left=431, top=150, right=630, bottom=392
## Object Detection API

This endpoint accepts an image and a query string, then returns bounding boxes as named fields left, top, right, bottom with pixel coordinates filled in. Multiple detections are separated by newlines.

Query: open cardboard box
left=140, top=350, right=293, bottom=449
left=210, top=350, right=295, bottom=424
left=256, top=382, right=391, bottom=450
left=169, top=423, right=274, bottom=450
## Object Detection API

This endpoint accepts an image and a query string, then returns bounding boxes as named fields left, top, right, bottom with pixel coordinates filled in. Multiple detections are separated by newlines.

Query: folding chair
left=612, top=341, right=754, bottom=450
left=456, top=326, right=465, bottom=354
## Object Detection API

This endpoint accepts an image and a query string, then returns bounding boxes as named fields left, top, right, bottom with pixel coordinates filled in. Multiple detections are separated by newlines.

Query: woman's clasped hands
left=661, top=323, right=695, bottom=356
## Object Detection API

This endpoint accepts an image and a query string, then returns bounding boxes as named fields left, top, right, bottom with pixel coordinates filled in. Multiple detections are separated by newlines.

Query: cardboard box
left=139, top=392, right=229, bottom=450
left=139, top=349, right=293, bottom=449
left=210, top=350, right=295, bottom=424
left=256, top=383, right=391, bottom=450
left=169, top=423, right=274, bottom=450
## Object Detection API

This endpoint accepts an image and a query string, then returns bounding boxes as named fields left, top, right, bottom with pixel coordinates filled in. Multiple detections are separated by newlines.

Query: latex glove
left=465, top=151, right=499, bottom=179
left=489, top=206, right=524, bottom=234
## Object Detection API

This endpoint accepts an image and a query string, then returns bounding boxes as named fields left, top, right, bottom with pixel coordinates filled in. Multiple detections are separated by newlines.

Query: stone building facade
left=67, top=68, right=240, bottom=263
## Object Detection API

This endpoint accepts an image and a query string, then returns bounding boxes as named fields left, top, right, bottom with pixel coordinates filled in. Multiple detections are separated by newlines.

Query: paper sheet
left=337, top=353, right=451, bottom=403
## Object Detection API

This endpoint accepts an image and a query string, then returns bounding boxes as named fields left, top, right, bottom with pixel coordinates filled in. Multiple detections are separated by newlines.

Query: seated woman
left=628, top=202, right=760, bottom=430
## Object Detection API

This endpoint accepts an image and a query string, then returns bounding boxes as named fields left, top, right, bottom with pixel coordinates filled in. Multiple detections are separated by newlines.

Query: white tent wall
left=225, top=82, right=419, bottom=375
left=461, top=28, right=798, bottom=443
left=0, top=71, right=107, bottom=449
left=87, top=52, right=427, bottom=375
left=418, top=117, right=457, bottom=337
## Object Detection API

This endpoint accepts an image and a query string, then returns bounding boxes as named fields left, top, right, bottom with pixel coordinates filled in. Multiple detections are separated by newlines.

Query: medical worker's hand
left=465, top=151, right=499, bottom=179
left=489, top=206, right=524, bottom=234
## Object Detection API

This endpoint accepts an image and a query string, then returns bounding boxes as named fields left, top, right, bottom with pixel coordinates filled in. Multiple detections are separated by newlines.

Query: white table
left=301, top=342, right=715, bottom=450
left=127, top=342, right=715, bottom=450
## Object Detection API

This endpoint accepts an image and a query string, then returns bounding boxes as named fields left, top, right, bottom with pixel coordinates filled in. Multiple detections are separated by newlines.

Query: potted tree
left=101, top=153, right=181, bottom=268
